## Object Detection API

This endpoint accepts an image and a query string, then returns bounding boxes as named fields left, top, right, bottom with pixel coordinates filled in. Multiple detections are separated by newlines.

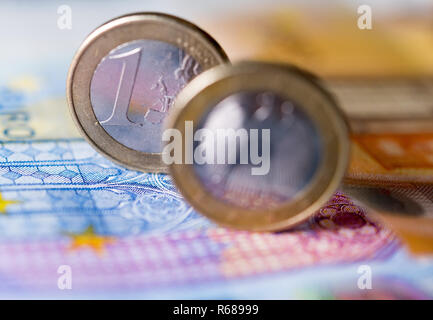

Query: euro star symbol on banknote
left=66, top=226, right=115, bottom=255
left=0, top=193, right=18, bottom=214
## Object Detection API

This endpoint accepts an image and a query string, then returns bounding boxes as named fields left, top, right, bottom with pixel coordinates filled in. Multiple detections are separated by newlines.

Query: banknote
left=348, top=120, right=433, bottom=184
left=1, top=1, right=433, bottom=143
left=342, top=181, right=433, bottom=254
left=1, top=138, right=432, bottom=298
left=342, top=117, right=433, bottom=254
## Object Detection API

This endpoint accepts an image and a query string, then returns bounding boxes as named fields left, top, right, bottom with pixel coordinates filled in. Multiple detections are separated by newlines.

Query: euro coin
left=165, top=62, right=350, bottom=231
left=67, top=12, right=228, bottom=172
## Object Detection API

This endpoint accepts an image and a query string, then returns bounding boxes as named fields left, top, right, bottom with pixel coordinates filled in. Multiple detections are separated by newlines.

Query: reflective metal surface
left=67, top=12, right=228, bottom=172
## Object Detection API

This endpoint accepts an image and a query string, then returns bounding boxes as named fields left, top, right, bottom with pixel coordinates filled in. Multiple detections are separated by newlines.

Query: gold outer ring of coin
left=165, top=61, right=351, bottom=231
left=66, top=12, right=229, bottom=173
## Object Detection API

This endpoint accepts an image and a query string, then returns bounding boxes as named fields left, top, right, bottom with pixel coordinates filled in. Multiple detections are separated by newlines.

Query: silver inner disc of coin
left=193, top=91, right=322, bottom=210
left=91, top=39, right=201, bottom=153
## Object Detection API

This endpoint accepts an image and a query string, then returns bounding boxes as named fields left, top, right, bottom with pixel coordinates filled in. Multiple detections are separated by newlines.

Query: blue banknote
left=0, top=136, right=431, bottom=299
left=0, top=0, right=432, bottom=300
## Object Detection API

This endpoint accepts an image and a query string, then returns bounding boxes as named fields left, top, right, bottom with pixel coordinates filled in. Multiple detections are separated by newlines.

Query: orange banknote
left=344, top=121, right=433, bottom=254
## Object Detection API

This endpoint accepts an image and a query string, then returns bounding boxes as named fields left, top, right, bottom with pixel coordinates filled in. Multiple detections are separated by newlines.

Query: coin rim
left=67, top=12, right=229, bottom=173
left=166, top=62, right=350, bottom=231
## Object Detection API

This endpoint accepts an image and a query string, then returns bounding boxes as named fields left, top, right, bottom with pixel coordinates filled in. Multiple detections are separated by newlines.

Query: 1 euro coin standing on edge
left=67, top=12, right=228, bottom=172
left=165, top=62, right=350, bottom=231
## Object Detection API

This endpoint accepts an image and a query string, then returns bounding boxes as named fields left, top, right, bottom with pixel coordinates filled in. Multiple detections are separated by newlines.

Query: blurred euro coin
left=165, top=62, right=350, bottom=231
left=67, top=12, right=228, bottom=172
